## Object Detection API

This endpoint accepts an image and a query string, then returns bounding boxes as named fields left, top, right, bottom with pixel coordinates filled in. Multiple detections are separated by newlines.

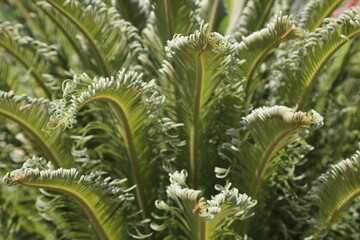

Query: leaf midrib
left=164, top=0, right=174, bottom=40
left=207, top=0, right=220, bottom=32
left=190, top=41, right=211, bottom=188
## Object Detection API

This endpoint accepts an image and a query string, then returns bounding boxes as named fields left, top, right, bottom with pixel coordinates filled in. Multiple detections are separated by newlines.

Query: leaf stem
left=208, top=0, right=220, bottom=33
left=190, top=42, right=211, bottom=188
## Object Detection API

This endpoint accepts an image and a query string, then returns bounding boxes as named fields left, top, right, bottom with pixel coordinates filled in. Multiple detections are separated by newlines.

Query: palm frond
left=223, top=106, right=323, bottom=235
left=151, top=170, right=257, bottom=240
left=235, top=15, right=303, bottom=103
left=283, top=7, right=360, bottom=110
left=46, top=69, right=165, bottom=222
left=299, top=0, right=343, bottom=32
left=35, top=1, right=92, bottom=71
left=3, top=155, right=142, bottom=240
left=232, top=0, right=277, bottom=41
left=39, top=0, right=142, bottom=76
left=0, top=21, right=61, bottom=98
left=159, top=24, right=240, bottom=188
left=223, top=106, right=323, bottom=198
left=0, top=91, right=74, bottom=168
left=306, top=151, right=360, bottom=239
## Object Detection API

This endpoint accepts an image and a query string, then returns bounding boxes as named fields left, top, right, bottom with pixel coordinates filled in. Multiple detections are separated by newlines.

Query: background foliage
left=0, top=0, right=360, bottom=239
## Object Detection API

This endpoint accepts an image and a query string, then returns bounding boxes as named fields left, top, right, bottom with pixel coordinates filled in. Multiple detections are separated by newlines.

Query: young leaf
left=224, top=106, right=323, bottom=235
left=283, top=7, right=360, bottom=110
left=235, top=15, right=302, bottom=103
left=306, top=151, right=360, bottom=239
left=3, top=155, right=139, bottom=240
left=0, top=91, right=74, bottom=168
left=151, top=170, right=257, bottom=240
left=38, top=0, right=142, bottom=76
left=0, top=21, right=60, bottom=98
left=232, top=0, right=277, bottom=41
left=46, top=69, right=165, bottom=222
left=159, top=24, right=239, bottom=188
left=224, top=106, right=323, bottom=198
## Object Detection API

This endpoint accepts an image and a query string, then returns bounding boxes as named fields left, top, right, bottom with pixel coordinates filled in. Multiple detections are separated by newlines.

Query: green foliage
left=306, top=151, right=360, bottom=239
left=0, top=0, right=360, bottom=240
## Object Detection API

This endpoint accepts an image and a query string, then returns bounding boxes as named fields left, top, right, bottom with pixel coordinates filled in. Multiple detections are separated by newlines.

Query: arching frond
left=151, top=170, right=257, bottom=240
left=3, top=155, right=142, bottom=240
left=159, top=24, right=240, bottom=188
left=36, top=2, right=92, bottom=71
left=283, top=7, right=360, bottom=110
left=235, top=15, right=303, bottom=102
left=38, top=0, right=142, bottom=76
left=299, top=0, right=343, bottom=32
left=223, top=106, right=323, bottom=235
left=0, top=91, right=74, bottom=168
left=306, top=151, right=360, bottom=239
left=199, top=0, right=227, bottom=33
left=0, top=21, right=61, bottom=98
left=232, top=0, right=277, bottom=41
left=46, top=69, right=165, bottom=222
left=224, top=106, right=323, bottom=198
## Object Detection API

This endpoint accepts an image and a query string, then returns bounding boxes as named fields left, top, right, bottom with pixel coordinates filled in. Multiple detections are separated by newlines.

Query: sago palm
left=0, top=0, right=360, bottom=239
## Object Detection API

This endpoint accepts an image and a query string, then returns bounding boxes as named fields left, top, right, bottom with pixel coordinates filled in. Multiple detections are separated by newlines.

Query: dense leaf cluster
left=0, top=0, right=359, bottom=239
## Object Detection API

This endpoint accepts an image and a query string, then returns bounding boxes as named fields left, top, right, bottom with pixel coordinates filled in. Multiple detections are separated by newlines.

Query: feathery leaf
left=151, top=170, right=257, bottom=240
left=232, top=0, right=277, bottom=41
left=306, top=151, right=360, bottom=239
left=299, top=0, right=344, bottom=32
left=224, top=106, right=323, bottom=198
left=46, top=69, right=165, bottom=222
left=3, top=155, right=139, bottom=240
left=38, top=0, right=142, bottom=76
left=0, top=21, right=61, bottom=98
left=159, top=24, right=240, bottom=188
left=283, top=7, right=360, bottom=110
left=0, top=91, right=74, bottom=168
left=235, top=14, right=303, bottom=102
